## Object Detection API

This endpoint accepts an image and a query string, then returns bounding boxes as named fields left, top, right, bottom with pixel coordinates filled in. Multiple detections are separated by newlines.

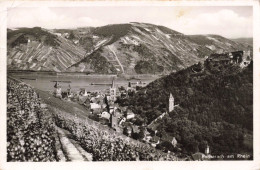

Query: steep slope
left=67, top=23, right=209, bottom=74
left=231, top=37, right=253, bottom=46
left=67, top=23, right=252, bottom=74
left=7, top=27, right=86, bottom=72
left=118, top=54, right=253, bottom=157
left=7, top=23, right=251, bottom=74
left=188, top=35, right=252, bottom=53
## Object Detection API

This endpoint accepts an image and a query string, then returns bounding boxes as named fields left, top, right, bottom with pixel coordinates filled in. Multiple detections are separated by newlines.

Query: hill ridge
left=7, top=23, right=252, bottom=74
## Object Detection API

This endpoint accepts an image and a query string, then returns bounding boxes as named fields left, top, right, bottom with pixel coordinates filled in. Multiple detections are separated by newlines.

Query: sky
left=7, top=6, right=252, bottom=38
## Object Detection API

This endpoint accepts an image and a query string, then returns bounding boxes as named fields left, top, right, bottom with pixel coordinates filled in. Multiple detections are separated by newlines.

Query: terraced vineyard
left=8, top=23, right=251, bottom=74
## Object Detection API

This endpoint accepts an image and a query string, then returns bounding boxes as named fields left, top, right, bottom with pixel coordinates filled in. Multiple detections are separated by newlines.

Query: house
left=142, top=128, right=152, bottom=143
left=110, top=107, right=123, bottom=132
left=114, top=108, right=122, bottom=116
left=121, top=92, right=127, bottom=98
left=150, top=136, right=160, bottom=147
left=126, top=110, right=135, bottom=120
left=161, top=135, right=178, bottom=148
left=136, top=80, right=145, bottom=89
left=109, top=105, right=115, bottom=114
left=123, top=123, right=133, bottom=137
left=100, top=111, right=110, bottom=120
left=132, top=125, right=140, bottom=134
left=78, top=95, right=88, bottom=105
left=119, top=117, right=126, bottom=126
left=90, top=103, right=101, bottom=110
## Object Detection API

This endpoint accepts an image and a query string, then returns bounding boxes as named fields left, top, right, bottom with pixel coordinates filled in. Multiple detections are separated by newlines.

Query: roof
left=127, top=110, right=135, bottom=115
left=161, top=134, right=174, bottom=143
left=79, top=96, right=88, bottom=104
left=132, top=125, right=140, bottom=133
left=150, top=136, right=160, bottom=143
left=147, top=120, right=160, bottom=131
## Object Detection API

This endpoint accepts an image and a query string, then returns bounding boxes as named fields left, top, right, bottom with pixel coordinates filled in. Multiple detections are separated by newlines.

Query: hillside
left=7, top=27, right=86, bottom=72
left=231, top=37, right=253, bottom=46
left=117, top=54, right=253, bottom=157
left=7, top=77, right=178, bottom=161
left=7, top=23, right=251, bottom=74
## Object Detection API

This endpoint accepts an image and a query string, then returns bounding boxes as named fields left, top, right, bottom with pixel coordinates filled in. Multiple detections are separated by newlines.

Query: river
left=8, top=72, right=159, bottom=92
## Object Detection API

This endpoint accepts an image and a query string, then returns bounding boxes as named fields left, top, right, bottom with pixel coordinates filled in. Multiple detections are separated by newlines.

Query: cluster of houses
left=53, top=78, right=212, bottom=157
left=53, top=79, right=144, bottom=132
left=53, top=79, right=180, bottom=148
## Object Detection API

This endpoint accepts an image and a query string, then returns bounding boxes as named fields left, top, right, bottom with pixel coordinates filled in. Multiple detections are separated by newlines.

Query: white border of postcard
left=0, top=0, right=259, bottom=170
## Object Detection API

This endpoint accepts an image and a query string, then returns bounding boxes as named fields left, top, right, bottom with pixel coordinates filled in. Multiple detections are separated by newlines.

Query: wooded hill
left=118, top=58, right=253, bottom=158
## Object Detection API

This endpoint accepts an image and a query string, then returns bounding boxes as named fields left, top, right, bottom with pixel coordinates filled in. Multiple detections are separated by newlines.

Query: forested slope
left=118, top=59, right=253, bottom=157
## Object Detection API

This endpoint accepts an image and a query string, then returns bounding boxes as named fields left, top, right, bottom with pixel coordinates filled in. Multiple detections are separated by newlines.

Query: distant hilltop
left=7, top=23, right=252, bottom=74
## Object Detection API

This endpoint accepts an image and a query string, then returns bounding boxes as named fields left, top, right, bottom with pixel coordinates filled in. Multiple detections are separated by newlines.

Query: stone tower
left=172, top=137, right=177, bottom=148
left=169, top=93, right=174, bottom=112
left=205, top=145, right=210, bottom=155
left=67, top=84, right=71, bottom=94
left=110, top=78, right=116, bottom=101
left=54, top=82, right=62, bottom=98
left=127, top=82, right=132, bottom=92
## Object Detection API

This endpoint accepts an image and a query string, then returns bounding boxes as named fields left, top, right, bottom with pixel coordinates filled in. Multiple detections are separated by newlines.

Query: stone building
left=169, top=93, right=174, bottom=113
left=109, top=78, right=117, bottom=102
left=54, top=82, right=62, bottom=98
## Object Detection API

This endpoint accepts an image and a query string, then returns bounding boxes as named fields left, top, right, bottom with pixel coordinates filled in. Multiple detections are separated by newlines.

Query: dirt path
left=108, top=46, right=125, bottom=73
left=56, top=126, right=93, bottom=161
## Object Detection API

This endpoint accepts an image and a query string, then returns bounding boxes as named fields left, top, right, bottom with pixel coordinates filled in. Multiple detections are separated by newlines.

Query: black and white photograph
left=1, top=0, right=260, bottom=169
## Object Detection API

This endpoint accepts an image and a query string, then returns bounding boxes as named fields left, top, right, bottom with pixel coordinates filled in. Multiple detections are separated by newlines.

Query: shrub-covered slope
left=118, top=59, right=253, bottom=157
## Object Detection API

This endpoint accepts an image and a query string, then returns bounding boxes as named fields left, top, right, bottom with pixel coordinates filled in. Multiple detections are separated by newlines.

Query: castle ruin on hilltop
left=207, top=50, right=251, bottom=68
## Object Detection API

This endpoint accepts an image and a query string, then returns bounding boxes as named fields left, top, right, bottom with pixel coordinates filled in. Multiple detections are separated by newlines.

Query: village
left=45, top=49, right=252, bottom=160
left=51, top=78, right=187, bottom=152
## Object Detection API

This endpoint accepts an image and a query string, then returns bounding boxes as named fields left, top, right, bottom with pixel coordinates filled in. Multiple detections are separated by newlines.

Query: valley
left=6, top=22, right=253, bottom=161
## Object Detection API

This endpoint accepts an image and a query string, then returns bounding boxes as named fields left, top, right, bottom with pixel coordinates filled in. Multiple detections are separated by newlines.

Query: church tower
left=110, top=78, right=117, bottom=102
left=169, top=93, right=174, bottom=112
left=67, top=84, right=71, bottom=95
left=127, top=82, right=132, bottom=93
